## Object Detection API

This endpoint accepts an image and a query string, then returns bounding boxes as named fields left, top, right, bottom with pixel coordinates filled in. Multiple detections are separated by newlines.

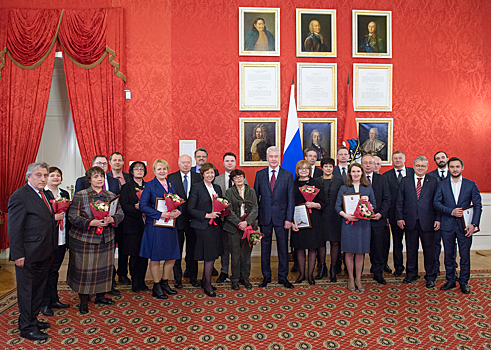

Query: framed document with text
left=462, top=206, right=480, bottom=233
left=343, top=193, right=361, bottom=215
left=294, top=204, right=311, bottom=229
left=297, top=63, right=337, bottom=111
left=108, top=195, right=120, bottom=217
left=239, top=62, right=280, bottom=111
left=353, top=64, right=392, bottom=111
left=153, top=198, right=175, bottom=228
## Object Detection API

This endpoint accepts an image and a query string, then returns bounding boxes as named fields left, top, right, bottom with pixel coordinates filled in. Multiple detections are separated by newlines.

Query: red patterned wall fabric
left=1, top=0, right=490, bottom=191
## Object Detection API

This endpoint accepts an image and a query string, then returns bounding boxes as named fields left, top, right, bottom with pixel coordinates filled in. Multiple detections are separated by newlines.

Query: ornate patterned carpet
left=2, top=273, right=491, bottom=349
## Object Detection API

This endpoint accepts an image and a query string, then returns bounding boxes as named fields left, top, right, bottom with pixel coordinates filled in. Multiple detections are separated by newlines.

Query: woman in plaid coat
left=67, top=166, right=124, bottom=314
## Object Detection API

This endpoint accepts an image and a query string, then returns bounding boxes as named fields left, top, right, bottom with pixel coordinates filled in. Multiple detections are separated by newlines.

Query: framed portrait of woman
left=298, top=118, right=337, bottom=164
left=352, top=10, right=392, bottom=58
left=240, top=118, right=281, bottom=166
left=239, top=7, right=280, bottom=56
left=296, top=9, right=336, bottom=57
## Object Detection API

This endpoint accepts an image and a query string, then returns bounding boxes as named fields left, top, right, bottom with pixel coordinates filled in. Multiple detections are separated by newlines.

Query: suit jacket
left=191, top=166, right=219, bottom=177
left=120, top=180, right=145, bottom=235
left=427, top=168, right=447, bottom=181
left=45, top=187, right=71, bottom=245
left=311, top=167, right=323, bottom=179
left=369, top=173, right=391, bottom=228
left=253, top=167, right=295, bottom=227
left=223, top=184, right=258, bottom=233
left=396, top=175, right=441, bottom=231
left=332, top=165, right=347, bottom=181
left=167, top=171, right=202, bottom=230
left=106, top=171, right=132, bottom=187
left=8, top=184, right=56, bottom=262
left=188, top=181, right=223, bottom=230
left=383, top=167, right=415, bottom=223
left=75, top=175, right=120, bottom=195
left=214, top=172, right=248, bottom=196
left=434, top=177, right=482, bottom=232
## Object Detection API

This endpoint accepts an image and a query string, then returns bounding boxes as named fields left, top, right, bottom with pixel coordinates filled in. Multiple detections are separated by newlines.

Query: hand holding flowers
left=50, top=197, right=72, bottom=230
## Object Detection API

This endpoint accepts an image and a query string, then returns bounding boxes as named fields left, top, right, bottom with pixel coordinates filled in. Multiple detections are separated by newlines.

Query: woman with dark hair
left=335, top=163, right=376, bottom=292
left=315, top=157, right=344, bottom=282
left=139, top=159, right=181, bottom=299
left=120, top=161, right=148, bottom=292
left=67, top=166, right=124, bottom=314
left=250, top=124, right=271, bottom=161
left=223, top=169, right=258, bottom=290
left=244, top=17, right=275, bottom=51
left=188, top=162, right=223, bottom=297
left=291, top=160, right=325, bottom=285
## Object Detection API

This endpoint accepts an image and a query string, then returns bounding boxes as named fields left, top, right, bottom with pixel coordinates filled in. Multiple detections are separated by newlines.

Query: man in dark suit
left=75, top=155, right=120, bottom=195
left=190, top=148, right=219, bottom=176
left=383, top=150, right=415, bottom=277
left=168, top=154, right=202, bottom=288
left=396, top=156, right=440, bottom=288
left=332, top=146, right=350, bottom=183
left=361, top=155, right=391, bottom=285
left=106, top=152, right=132, bottom=285
left=254, top=146, right=295, bottom=289
left=8, top=162, right=57, bottom=341
left=304, top=147, right=323, bottom=178
left=426, top=150, right=455, bottom=274
left=434, top=157, right=482, bottom=294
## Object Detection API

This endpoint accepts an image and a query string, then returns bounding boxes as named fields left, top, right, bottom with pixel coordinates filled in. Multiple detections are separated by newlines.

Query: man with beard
left=434, top=157, right=481, bottom=294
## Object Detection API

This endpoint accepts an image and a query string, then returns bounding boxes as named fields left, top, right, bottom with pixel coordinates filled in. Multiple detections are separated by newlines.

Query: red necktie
left=39, top=190, right=52, bottom=213
left=270, top=169, right=276, bottom=192
left=416, top=178, right=422, bottom=199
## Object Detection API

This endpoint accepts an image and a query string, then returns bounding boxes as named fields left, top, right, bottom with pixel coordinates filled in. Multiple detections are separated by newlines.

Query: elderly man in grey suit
left=214, top=152, right=248, bottom=283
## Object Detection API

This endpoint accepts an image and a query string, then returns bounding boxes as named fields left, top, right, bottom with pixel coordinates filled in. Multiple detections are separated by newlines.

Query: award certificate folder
left=153, top=197, right=175, bottom=228
left=343, top=193, right=361, bottom=215
left=294, top=204, right=311, bottom=229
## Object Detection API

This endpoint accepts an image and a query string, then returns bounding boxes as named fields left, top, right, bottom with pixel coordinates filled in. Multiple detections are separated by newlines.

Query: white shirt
left=268, top=166, right=280, bottom=182
left=365, top=172, right=373, bottom=184
left=394, top=166, right=407, bottom=178
left=451, top=176, right=463, bottom=204
left=205, top=183, right=216, bottom=199
left=28, top=181, right=43, bottom=199
left=438, top=167, right=448, bottom=179
left=45, top=186, right=66, bottom=246
left=338, top=164, right=348, bottom=175
left=414, top=174, right=425, bottom=190
left=238, top=185, right=246, bottom=217
left=180, top=171, right=190, bottom=197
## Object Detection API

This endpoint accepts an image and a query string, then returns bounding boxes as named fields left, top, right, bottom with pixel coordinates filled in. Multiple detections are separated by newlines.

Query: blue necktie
left=183, top=174, right=188, bottom=197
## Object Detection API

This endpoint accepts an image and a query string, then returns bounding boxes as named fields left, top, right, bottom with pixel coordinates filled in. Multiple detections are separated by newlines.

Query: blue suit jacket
left=139, top=177, right=180, bottom=229
left=75, top=175, right=120, bottom=195
left=383, top=167, right=415, bottom=223
left=434, top=177, right=482, bottom=232
left=254, top=167, right=295, bottom=227
left=396, top=175, right=441, bottom=231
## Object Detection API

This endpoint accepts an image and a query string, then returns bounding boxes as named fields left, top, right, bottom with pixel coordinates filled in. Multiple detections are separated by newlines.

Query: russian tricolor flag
left=282, top=76, right=303, bottom=178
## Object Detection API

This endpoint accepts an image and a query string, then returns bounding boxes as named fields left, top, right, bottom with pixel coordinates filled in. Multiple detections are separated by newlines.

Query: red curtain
left=0, top=9, right=59, bottom=249
left=59, top=8, right=125, bottom=170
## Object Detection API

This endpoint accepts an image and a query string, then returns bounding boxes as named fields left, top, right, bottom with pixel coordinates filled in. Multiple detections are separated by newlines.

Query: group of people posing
left=8, top=147, right=482, bottom=341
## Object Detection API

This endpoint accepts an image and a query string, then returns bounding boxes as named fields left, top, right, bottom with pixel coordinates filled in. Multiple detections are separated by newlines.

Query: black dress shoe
left=243, top=280, right=253, bottom=290
left=51, top=301, right=70, bottom=309
left=295, top=276, right=305, bottom=284
left=403, top=277, right=416, bottom=284
left=20, top=329, right=49, bottom=341
left=152, top=283, right=168, bottom=299
left=95, top=297, right=115, bottom=305
left=315, top=263, right=327, bottom=280
left=79, top=304, right=89, bottom=315
left=119, top=276, right=131, bottom=285
left=384, top=264, right=393, bottom=274
left=231, top=282, right=240, bottom=290
left=204, top=289, right=216, bottom=297
left=174, top=281, right=183, bottom=289
left=216, top=272, right=229, bottom=283
left=139, top=280, right=149, bottom=292
left=108, top=286, right=121, bottom=296
left=132, top=279, right=141, bottom=293
left=190, top=279, right=200, bottom=287
left=440, top=281, right=456, bottom=290
left=329, top=266, right=337, bottom=282
left=258, top=277, right=271, bottom=288
left=460, top=284, right=471, bottom=294
left=393, top=271, right=403, bottom=277
left=41, top=305, right=54, bottom=317
left=279, top=279, right=294, bottom=289
left=37, top=321, right=51, bottom=330
left=160, top=279, right=177, bottom=295
left=212, top=267, right=219, bottom=276
left=308, top=277, right=315, bottom=286
left=373, top=275, right=387, bottom=285
left=200, top=279, right=217, bottom=290
left=426, top=280, right=436, bottom=289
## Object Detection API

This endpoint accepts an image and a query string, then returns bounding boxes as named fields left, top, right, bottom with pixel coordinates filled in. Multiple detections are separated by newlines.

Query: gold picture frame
left=298, top=118, right=337, bottom=165
left=239, top=118, right=281, bottom=167
left=239, top=7, right=280, bottom=56
left=296, top=8, right=336, bottom=57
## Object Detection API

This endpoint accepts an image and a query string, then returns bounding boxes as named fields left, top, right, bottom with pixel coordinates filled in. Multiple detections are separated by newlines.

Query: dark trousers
left=42, top=244, right=67, bottom=307
left=15, top=259, right=49, bottom=332
left=389, top=221, right=405, bottom=273
left=173, top=226, right=198, bottom=282
left=434, top=229, right=458, bottom=272
left=370, top=225, right=390, bottom=277
left=260, top=222, right=289, bottom=280
left=220, top=228, right=230, bottom=274
left=442, top=228, right=472, bottom=285
left=117, top=253, right=129, bottom=278
left=382, top=226, right=390, bottom=266
left=229, top=230, right=253, bottom=282
left=405, top=220, right=436, bottom=281
left=129, top=255, right=148, bottom=282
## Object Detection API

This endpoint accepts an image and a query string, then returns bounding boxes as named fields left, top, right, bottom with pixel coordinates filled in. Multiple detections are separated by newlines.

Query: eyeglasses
left=94, top=162, right=108, bottom=166
left=134, top=168, right=145, bottom=171
left=414, top=165, right=428, bottom=168
left=298, top=167, right=310, bottom=170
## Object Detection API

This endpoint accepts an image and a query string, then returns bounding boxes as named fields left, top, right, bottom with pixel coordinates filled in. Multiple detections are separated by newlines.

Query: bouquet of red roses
left=90, top=200, right=110, bottom=236
left=163, top=193, right=185, bottom=222
left=353, top=198, right=376, bottom=220
left=50, top=197, right=71, bottom=230
left=210, top=194, right=231, bottom=225
left=299, top=184, right=320, bottom=213
left=241, top=226, right=264, bottom=247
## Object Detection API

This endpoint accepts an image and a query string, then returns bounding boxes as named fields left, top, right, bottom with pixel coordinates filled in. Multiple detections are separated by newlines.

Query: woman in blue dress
left=335, top=163, right=376, bottom=292
left=140, top=159, right=181, bottom=299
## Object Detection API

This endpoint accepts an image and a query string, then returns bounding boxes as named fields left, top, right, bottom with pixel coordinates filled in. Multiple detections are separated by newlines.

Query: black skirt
left=194, top=225, right=223, bottom=261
